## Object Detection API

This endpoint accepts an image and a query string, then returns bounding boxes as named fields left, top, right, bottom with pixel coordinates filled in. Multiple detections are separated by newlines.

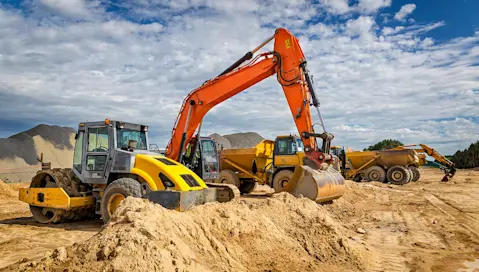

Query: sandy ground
left=0, top=168, right=478, bottom=271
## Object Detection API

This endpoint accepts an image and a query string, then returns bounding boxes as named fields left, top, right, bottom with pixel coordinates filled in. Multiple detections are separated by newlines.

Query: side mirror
left=74, top=133, right=78, bottom=140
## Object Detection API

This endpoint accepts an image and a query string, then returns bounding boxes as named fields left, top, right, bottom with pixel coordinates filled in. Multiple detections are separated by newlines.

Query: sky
left=0, top=0, right=478, bottom=155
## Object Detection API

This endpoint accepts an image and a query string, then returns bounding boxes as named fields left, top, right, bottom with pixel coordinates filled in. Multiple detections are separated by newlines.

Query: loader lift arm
left=164, top=28, right=334, bottom=169
left=394, top=144, right=456, bottom=181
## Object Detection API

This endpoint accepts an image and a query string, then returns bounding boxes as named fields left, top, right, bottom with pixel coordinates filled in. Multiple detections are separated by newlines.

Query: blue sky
left=0, top=0, right=478, bottom=155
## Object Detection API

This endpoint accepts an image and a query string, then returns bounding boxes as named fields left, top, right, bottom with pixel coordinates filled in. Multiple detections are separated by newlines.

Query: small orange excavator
left=163, top=28, right=346, bottom=203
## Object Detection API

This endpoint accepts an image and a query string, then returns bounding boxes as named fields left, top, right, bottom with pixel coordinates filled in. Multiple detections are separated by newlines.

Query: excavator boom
left=164, top=28, right=345, bottom=202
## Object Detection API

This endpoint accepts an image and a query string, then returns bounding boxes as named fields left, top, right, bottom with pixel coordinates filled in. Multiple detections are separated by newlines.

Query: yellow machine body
left=219, top=135, right=345, bottom=203
left=19, top=188, right=94, bottom=210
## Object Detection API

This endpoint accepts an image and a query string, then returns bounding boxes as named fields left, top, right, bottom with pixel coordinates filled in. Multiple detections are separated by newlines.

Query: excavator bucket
left=285, top=165, right=346, bottom=203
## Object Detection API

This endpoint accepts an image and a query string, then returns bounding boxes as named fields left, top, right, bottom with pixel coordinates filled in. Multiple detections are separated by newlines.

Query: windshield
left=200, top=139, right=218, bottom=173
left=117, top=129, right=147, bottom=150
left=296, top=138, right=304, bottom=152
left=201, top=139, right=216, bottom=154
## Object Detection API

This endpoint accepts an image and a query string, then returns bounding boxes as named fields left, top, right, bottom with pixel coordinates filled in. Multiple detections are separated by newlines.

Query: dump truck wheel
left=219, top=170, right=240, bottom=188
left=386, top=166, right=411, bottom=185
left=408, top=166, right=420, bottom=182
left=364, top=166, right=386, bottom=182
left=239, top=181, right=256, bottom=195
left=101, top=178, right=142, bottom=224
left=273, top=170, right=294, bottom=193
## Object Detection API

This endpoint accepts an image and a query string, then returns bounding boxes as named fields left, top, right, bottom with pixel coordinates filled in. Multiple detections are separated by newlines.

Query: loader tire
left=101, top=178, right=142, bottom=224
left=387, top=166, right=411, bottom=185
left=219, top=170, right=241, bottom=188
left=408, top=166, right=420, bottom=182
left=273, top=170, right=294, bottom=193
left=239, top=181, right=256, bottom=195
left=364, top=166, right=386, bottom=182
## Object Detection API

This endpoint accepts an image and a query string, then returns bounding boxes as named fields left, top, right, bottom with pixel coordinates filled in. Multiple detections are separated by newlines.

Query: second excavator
left=163, top=28, right=345, bottom=202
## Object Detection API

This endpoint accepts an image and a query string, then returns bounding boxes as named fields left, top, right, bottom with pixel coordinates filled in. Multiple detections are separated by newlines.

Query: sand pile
left=9, top=193, right=369, bottom=272
left=0, top=124, right=75, bottom=182
left=0, top=179, right=16, bottom=199
left=210, top=132, right=264, bottom=149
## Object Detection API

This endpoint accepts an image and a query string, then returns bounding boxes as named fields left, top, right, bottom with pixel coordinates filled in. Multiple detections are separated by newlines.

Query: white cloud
left=38, top=0, right=91, bottom=18
left=394, top=4, right=416, bottom=21
left=319, top=0, right=350, bottom=14
left=357, top=0, right=392, bottom=13
left=0, top=1, right=478, bottom=155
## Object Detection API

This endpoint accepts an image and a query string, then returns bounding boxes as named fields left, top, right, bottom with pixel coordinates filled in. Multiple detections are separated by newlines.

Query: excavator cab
left=184, top=137, right=220, bottom=182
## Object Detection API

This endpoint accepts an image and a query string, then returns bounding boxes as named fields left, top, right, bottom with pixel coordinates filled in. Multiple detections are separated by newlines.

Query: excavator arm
left=165, top=28, right=333, bottom=168
left=394, top=144, right=456, bottom=181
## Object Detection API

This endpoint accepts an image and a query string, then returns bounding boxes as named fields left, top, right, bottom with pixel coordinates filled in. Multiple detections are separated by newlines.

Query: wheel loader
left=19, top=28, right=346, bottom=223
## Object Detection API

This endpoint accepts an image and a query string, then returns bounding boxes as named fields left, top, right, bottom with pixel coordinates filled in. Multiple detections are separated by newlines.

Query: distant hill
left=0, top=124, right=76, bottom=182
left=209, top=132, right=264, bottom=149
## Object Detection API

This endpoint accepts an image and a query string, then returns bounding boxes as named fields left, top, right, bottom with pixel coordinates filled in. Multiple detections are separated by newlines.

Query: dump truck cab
left=272, top=135, right=305, bottom=170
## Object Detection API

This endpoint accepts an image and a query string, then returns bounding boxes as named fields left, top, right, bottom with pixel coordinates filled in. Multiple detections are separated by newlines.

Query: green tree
left=364, top=139, right=404, bottom=151
left=451, top=141, right=479, bottom=169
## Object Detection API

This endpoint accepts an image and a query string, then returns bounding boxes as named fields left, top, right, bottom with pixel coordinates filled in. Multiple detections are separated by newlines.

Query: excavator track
left=29, top=168, right=95, bottom=223
left=205, top=182, right=241, bottom=203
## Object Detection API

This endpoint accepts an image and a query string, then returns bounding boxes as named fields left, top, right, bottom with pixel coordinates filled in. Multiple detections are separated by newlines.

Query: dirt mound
left=210, top=132, right=264, bottom=149
left=224, top=132, right=264, bottom=148
left=209, top=133, right=231, bottom=149
left=0, top=124, right=75, bottom=164
left=9, top=194, right=369, bottom=272
left=0, top=179, right=16, bottom=198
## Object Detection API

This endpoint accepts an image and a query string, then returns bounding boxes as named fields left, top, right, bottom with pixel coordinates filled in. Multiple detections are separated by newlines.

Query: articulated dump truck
left=331, top=147, right=420, bottom=185
left=217, top=135, right=346, bottom=203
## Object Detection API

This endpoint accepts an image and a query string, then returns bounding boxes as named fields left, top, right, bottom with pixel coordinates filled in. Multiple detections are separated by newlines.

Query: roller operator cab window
left=88, top=127, right=109, bottom=152
left=73, top=132, right=84, bottom=172
left=117, top=129, right=147, bottom=150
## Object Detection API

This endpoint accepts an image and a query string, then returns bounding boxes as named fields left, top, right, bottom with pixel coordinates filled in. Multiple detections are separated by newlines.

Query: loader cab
left=272, top=135, right=304, bottom=168
left=73, top=119, right=150, bottom=184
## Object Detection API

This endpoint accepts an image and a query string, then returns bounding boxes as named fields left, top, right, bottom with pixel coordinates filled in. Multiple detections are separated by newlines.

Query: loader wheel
left=101, top=178, right=142, bottom=224
left=239, top=181, right=256, bottom=195
left=219, top=170, right=241, bottom=188
left=273, top=170, right=294, bottom=193
left=386, top=166, right=411, bottom=185
left=364, top=166, right=386, bottom=182
left=408, top=166, right=420, bottom=182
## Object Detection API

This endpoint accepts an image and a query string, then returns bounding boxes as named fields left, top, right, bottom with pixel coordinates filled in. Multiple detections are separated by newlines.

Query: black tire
left=273, top=170, right=294, bottom=193
left=239, top=181, right=256, bottom=194
left=219, top=170, right=241, bottom=188
left=101, top=178, right=142, bottom=224
left=408, top=166, right=420, bottom=182
left=364, top=166, right=386, bottom=182
left=386, top=166, right=411, bottom=185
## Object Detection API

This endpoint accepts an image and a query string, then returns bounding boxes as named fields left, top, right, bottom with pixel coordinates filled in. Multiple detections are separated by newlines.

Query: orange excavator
left=163, top=28, right=346, bottom=203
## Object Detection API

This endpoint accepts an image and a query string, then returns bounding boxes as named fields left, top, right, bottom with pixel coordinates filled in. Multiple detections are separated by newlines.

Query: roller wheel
left=101, top=178, right=142, bottom=224
left=273, top=170, right=294, bottom=193
left=408, top=166, right=420, bottom=182
left=219, top=170, right=240, bottom=188
left=386, top=166, right=411, bottom=185
left=239, top=181, right=256, bottom=195
left=364, top=166, right=386, bottom=182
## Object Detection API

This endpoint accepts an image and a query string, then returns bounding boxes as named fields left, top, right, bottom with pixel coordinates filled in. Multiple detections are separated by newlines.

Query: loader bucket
left=285, top=165, right=346, bottom=203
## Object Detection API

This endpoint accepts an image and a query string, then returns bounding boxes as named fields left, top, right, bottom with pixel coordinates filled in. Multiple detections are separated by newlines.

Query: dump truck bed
left=347, top=149, right=419, bottom=169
